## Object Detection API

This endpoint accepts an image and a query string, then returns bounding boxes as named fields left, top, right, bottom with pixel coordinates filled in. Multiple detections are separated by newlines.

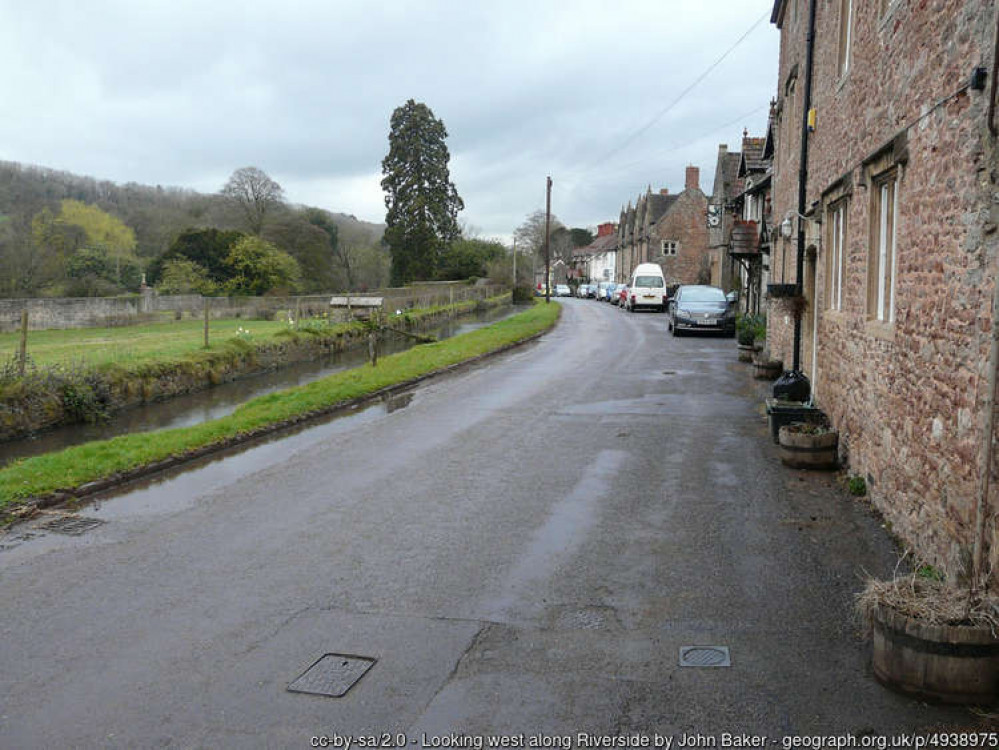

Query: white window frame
left=827, top=201, right=847, bottom=311
left=869, top=171, right=899, bottom=323
left=838, top=0, right=853, bottom=78
left=661, top=240, right=678, bottom=256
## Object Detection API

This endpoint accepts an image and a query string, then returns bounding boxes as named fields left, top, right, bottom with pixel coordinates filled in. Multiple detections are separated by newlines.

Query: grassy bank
left=0, top=300, right=559, bottom=514
left=0, top=293, right=510, bottom=371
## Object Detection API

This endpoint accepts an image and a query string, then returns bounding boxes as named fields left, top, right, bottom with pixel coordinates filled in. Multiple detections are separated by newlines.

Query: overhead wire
left=580, top=9, right=771, bottom=176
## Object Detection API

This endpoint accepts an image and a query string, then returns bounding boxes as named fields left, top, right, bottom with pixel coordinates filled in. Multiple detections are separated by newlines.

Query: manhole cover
left=679, top=646, right=731, bottom=668
left=41, top=516, right=105, bottom=536
left=288, top=653, right=375, bottom=697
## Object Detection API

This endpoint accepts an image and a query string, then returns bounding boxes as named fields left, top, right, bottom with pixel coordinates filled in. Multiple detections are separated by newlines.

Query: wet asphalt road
left=0, top=299, right=968, bottom=746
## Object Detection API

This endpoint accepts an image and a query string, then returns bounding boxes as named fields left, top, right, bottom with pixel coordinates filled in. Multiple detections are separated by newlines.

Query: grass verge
left=0, top=300, right=559, bottom=516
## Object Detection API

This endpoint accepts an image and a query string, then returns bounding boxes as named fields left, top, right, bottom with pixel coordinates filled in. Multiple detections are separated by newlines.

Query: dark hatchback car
left=667, top=285, right=736, bottom=337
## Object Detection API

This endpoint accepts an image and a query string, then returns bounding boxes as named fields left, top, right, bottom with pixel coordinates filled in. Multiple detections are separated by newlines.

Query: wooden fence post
left=18, top=309, right=28, bottom=377
left=203, top=298, right=210, bottom=349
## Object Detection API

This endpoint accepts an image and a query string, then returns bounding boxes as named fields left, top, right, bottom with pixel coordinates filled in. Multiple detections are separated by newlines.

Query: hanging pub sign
left=707, top=204, right=721, bottom=228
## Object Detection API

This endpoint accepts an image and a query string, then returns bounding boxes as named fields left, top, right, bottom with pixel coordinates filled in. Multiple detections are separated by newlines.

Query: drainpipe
left=793, top=0, right=817, bottom=372
left=973, top=9, right=999, bottom=596
left=775, top=0, right=818, bottom=401
left=973, top=274, right=999, bottom=596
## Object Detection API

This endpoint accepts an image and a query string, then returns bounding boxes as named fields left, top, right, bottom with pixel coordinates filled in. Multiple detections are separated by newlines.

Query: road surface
left=0, top=299, right=965, bottom=747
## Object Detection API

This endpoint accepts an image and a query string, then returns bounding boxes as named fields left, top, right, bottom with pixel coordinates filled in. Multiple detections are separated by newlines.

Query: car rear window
left=681, top=287, right=726, bottom=302
left=634, top=276, right=664, bottom=288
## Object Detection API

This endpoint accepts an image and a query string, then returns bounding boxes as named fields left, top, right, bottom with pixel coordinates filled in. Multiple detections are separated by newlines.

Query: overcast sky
left=1, top=1, right=779, bottom=241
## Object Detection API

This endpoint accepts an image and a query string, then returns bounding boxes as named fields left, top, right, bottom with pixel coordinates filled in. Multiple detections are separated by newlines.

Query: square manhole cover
left=288, top=653, right=375, bottom=697
left=679, top=646, right=731, bottom=668
left=41, top=516, right=105, bottom=536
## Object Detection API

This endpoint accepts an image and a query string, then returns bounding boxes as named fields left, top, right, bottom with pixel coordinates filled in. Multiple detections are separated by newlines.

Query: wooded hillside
left=0, top=161, right=388, bottom=297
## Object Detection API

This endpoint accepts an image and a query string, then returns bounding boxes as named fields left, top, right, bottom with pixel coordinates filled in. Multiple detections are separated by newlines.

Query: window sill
left=864, top=319, right=895, bottom=342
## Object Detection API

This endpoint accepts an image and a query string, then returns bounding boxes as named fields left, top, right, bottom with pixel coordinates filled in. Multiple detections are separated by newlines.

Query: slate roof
left=739, top=137, right=768, bottom=176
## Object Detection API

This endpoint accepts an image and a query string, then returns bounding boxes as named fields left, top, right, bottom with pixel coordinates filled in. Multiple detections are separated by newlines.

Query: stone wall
left=655, top=189, right=710, bottom=287
left=767, top=0, right=999, bottom=570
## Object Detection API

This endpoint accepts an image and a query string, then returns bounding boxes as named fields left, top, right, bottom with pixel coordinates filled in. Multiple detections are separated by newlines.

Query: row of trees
left=0, top=162, right=389, bottom=298
left=0, top=98, right=598, bottom=299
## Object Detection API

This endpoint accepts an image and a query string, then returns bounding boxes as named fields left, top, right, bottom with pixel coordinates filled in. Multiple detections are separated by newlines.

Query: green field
left=0, top=295, right=506, bottom=371
left=0, top=317, right=301, bottom=370
left=0, top=300, right=560, bottom=513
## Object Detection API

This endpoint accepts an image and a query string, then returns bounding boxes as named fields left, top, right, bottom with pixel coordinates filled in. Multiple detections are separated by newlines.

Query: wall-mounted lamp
left=780, top=217, right=793, bottom=239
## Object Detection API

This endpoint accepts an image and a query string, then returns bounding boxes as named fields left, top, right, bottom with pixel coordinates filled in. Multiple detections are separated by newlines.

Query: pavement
left=0, top=298, right=976, bottom=747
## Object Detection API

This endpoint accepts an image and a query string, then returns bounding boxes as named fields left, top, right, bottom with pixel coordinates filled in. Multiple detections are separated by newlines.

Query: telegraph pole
left=545, top=176, right=552, bottom=304
left=512, top=238, right=517, bottom=287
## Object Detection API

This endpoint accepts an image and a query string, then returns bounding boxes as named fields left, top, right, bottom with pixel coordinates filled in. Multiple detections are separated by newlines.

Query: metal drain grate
left=287, top=653, right=375, bottom=697
left=41, top=516, right=105, bottom=536
left=679, top=646, right=731, bottom=668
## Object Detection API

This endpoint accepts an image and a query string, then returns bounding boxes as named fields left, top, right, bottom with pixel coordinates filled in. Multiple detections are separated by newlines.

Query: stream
left=0, top=303, right=518, bottom=466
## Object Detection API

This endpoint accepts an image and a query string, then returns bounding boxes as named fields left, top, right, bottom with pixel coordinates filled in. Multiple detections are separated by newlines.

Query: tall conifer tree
left=381, top=100, right=463, bottom=285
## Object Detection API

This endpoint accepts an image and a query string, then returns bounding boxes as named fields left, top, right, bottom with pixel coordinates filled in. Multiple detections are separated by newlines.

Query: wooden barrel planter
left=778, top=425, right=838, bottom=469
left=753, top=360, right=782, bottom=380
left=871, top=604, right=999, bottom=704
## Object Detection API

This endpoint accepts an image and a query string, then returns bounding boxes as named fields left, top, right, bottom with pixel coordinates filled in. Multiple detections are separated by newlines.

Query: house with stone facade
left=708, top=144, right=744, bottom=290
left=767, top=0, right=999, bottom=572
left=617, top=166, right=709, bottom=285
left=708, top=130, right=775, bottom=313
left=731, top=127, right=774, bottom=315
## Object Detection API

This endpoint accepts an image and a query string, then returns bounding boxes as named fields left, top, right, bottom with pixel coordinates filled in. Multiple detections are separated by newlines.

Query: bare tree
left=220, top=166, right=285, bottom=235
left=514, top=209, right=564, bottom=262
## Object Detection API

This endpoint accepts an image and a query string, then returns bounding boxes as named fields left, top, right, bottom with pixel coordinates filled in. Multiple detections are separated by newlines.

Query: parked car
left=554, top=284, right=571, bottom=297
left=616, top=284, right=630, bottom=307
left=627, top=263, right=667, bottom=313
left=586, top=284, right=598, bottom=298
left=575, top=284, right=589, bottom=298
left=604, top=283, right=618, bottom=302
left=610, top=283, right=627, bottom=306
left=667, top=285, right=737, bottom=336
left=594, top=281, right=612, bottom=301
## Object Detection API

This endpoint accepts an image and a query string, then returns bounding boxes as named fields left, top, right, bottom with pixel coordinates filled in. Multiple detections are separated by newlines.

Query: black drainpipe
left=775, top=0, right=817, bottom=401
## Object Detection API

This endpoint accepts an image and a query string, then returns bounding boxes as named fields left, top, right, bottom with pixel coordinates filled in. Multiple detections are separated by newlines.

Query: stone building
left=767, top=0, right=999, bottom=570
left=617, top=166, right=709, bottom=285
left=730, top=127, right=774, bottom=315
left=708, top=144, right=744, bottom=289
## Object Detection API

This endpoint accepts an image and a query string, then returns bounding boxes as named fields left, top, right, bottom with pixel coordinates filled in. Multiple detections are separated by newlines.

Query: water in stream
left=0, top=304, right=518, bottom=466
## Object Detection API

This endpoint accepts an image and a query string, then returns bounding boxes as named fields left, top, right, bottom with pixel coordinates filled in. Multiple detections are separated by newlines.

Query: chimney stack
left=685, top=165, right=700, bottom=192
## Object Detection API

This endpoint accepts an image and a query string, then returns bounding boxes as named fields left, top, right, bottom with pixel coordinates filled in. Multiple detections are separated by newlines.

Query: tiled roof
left=739, top=137, right=768, bottom=175
left=580, top=232, right=618, bottom=254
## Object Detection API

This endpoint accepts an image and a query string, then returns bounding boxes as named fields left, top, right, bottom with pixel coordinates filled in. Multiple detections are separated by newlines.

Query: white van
left=627, top=263, right=667, bottom=312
